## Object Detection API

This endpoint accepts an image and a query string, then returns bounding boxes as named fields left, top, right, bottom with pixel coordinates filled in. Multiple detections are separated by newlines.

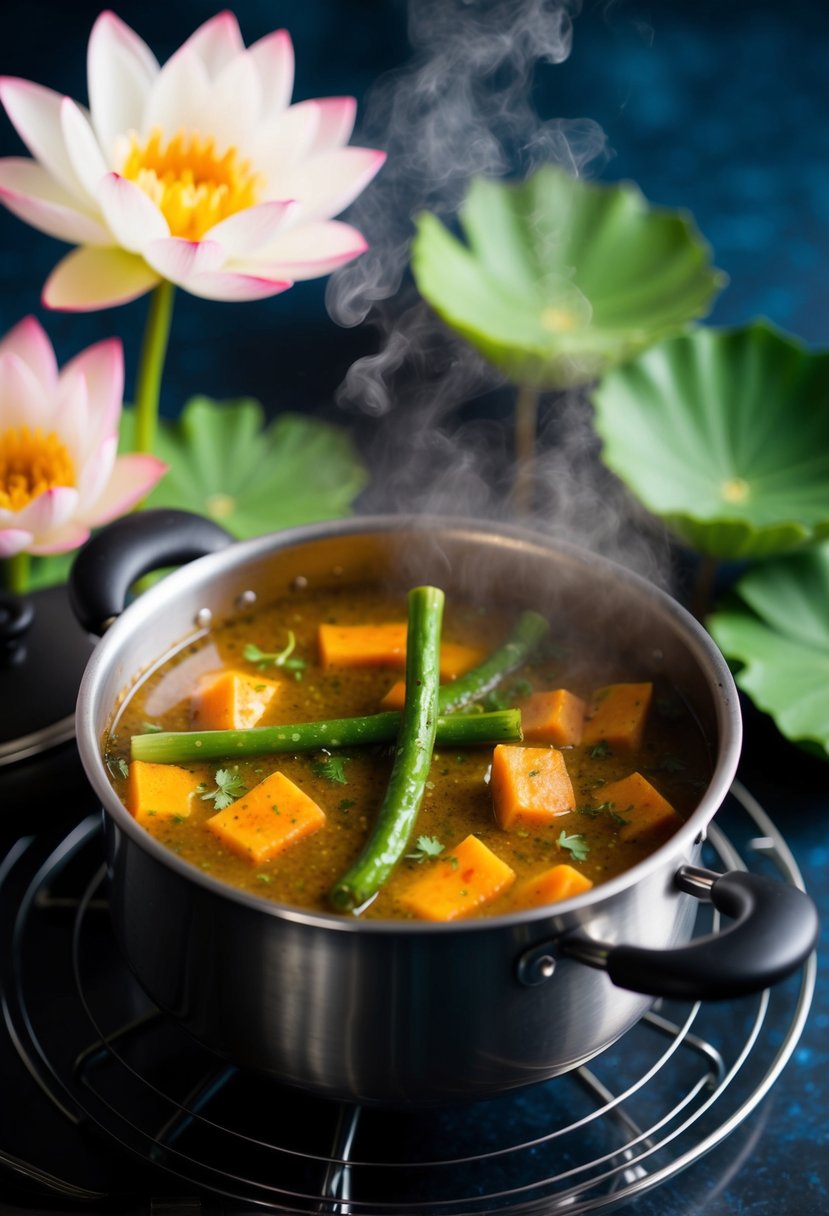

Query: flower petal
left=0, top=351, right=51, bottom=431
left=28, top=519, right=90, bottom=556
left=75, top=434, right=117, bottom=511
left=0, top=158, right=111, bottom=244
left=274, top=147, right=386, bottom=224
left=164, top=269, right=293, bottom=302
left=43, top=245, right=161, bottom=310
left=198, top=49, right=262, bottom=151
left=83, top=452, right=167, bottom=524
left=142, top=33, right=211, bottom=135
left=58, top=336, right=124, bottom=443
left=12, top=485, right=78, bottom=541
left=98, top=172, right=169, bottom=252
left=143, top=236, right=225, bottom=284
left=248, top=102, right=323, bottom=182
left=244, top=220, right=368, bottom=281
left=0, top=529, right=33, bottom=558
left=0, top=77, right=84, bottom=199
left=308, top=97, right=357, bottom=155
left=60, top=98, right=109, bottom=199
left=178, top=11, right=245, bottom=77
left=202, top=200, right=296, bottom=259
left=248, top=29, right=294, bottom=119
left=0, top=317, right=58, bottom=393
left=87, top=11, right=158, bottom=161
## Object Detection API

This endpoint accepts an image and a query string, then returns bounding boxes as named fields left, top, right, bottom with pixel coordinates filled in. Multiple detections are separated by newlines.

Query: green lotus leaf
left=592, top=321, right=829, bottom=560
left=707, top=545, right=829, bottom=758
left=122, top=397, right=368, bottom=538
left=410, top=166, right=725, bottom=389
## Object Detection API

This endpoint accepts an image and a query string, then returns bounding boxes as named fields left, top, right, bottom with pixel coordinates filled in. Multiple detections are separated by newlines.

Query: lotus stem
left=513, top=382, right=540, bottom=516
left=691, top=552, right=720, bottom=621
left=3, top=552, right=30, bottom=596
left=134, top=280, right=176, bottom=457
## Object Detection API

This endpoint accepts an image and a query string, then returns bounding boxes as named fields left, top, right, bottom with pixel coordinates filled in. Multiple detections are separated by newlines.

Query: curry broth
left=105, top=584, right=712, bottom=919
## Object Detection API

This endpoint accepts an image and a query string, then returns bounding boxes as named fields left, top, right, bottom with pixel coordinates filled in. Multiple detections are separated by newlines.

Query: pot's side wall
left=107, top=816, right=703, bottom=1104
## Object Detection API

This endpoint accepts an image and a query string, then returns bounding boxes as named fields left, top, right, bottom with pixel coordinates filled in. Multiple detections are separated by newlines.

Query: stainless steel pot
left=70, top=510, right=818, bottom=1106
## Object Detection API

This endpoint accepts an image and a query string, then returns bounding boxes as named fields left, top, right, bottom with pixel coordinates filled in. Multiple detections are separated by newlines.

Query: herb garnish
left=406, top=835, right=445, bottom=862
left=200, top=768, right=247, bottom=810
left=557, top=830, right=590, bottom=861
left=589, top=741, right=611, bottom=758
left=141, top=721, right=163, bottom=733
left=243, top=631, right=307, bottom=677
left=311, top=754, right=349, bottom=785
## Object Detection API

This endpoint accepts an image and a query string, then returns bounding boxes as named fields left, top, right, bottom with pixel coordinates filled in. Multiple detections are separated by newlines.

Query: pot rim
left=75, top=513, right=743, bottom=936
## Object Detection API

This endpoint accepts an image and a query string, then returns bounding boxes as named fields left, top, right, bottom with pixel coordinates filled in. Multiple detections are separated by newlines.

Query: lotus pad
left=410, top=166, right=724, bottom=389
left=592, top=321, right=829, bottom=559
left=708, top=544, right=829, bottom=758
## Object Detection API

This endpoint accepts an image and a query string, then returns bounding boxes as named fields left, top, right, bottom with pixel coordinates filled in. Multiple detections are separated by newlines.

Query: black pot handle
left=69, top=509, right=235, bottom=636
left=555, top=866, right=818, bottom=1000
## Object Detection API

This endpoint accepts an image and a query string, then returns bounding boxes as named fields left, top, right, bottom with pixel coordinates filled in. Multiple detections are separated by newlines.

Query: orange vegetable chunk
left=520, top=689, right=586, bottom=745
left=206, top=771, right=326, bottom=864
left=318, top=622, right=407, bottom=669
left=490, top=744, right=576, bottom=830
left=582, top=682, right=653, bottom=752
left=127, top=760, right=201, bottom=825
left=595, top=772, right=682, bottom=844
left=398, top=834, right=516, bottom=921
left=191, top=669, right=280, bottom=731
left=514, top=863, right=594, bottom=909
left=380, top=642, right=486, bottom=710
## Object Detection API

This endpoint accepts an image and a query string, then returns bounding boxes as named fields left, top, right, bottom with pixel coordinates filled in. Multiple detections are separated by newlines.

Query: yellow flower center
left=721, top=477, right=751, bottom=504
left=119, top=128, right=263, bottom=241
left=0, top=426, right=75, bottom=511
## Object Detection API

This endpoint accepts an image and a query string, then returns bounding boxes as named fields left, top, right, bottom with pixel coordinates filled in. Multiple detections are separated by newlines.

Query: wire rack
left=0, top=780, right=816, bottom=1214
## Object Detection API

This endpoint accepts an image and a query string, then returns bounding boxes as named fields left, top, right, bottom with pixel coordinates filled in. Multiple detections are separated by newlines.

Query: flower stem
left=134, top=280, right=176, bottom=455
left=691, top=553, right=719, bottom=622
left=4, top=552, right=30, bottom=597
left=512, top=382, right=540, bottom=516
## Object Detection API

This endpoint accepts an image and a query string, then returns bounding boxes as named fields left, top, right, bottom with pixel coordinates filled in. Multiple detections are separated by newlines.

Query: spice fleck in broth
left=104, top=584, right=712, bottom=920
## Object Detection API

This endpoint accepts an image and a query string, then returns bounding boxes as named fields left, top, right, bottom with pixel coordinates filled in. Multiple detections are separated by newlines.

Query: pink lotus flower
left=0, top=317, right=166, bottom=555
left=0, top=11, right=385, bottom=310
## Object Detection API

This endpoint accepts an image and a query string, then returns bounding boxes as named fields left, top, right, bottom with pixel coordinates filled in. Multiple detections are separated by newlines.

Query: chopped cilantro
left=406, top=835, right=445, bottom=862
left=311, top=754, right=349, bottom=785
left=200, top=768, right=247, bottom=810
left=338, top=798, right=356, bottom=812
left=243, top=631, right=307, bottom=674
left=557, top=830, right=590, bottom=861
left=141, top=721, right=163, bottom=733
left=107, top=757, right=130, bottom=780
left=589, top=741, right=611, bottom=758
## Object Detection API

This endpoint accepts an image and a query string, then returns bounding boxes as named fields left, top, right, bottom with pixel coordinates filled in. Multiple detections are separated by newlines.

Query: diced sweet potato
left=127, top=760, right=201, bottom=825
left=191, top=669, right=280, bottom=731
left=582, top=682, right=653, bottom=752
left=513, top=863, right=593, bottom=909
left=490, top=744, right=576, bottom=830
left=318, top=622, right=407, bottom=669
left=520, top=689, right=586, bottom=746
left=206, top=771, right=326, bottom=864
left=398, top=834, right=515, bottom=921
left=594, top=772, right=681, bottom=844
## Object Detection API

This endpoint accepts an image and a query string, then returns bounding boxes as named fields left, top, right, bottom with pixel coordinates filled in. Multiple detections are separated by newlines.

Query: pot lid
left=0, top=583, right=95, bottom=766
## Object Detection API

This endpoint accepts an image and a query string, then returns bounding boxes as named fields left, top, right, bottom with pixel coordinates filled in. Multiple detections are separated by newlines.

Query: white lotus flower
left=0, top=316, right=166, bottom=555
left=0, top=11, right=385, bottom=309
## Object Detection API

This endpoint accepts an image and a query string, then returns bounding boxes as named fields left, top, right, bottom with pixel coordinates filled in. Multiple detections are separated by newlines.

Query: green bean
left=130, top=708, right=521, bottom=763
left=437, top=610, right=550, bottom=713
left=328, top=585, right=444, bottom=913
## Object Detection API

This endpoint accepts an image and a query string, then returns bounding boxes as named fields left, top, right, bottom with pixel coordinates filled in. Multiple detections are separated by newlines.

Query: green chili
left=328, top=585, right=444, bottom=913
left=437, top=610, right=549, bottom=712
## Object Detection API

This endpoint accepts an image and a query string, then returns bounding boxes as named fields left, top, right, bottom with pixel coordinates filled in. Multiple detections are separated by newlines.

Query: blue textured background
left=0, top=3, right=826, bottom=1213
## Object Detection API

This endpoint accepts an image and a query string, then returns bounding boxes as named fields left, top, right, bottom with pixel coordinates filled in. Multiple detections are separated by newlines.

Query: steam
left=326, top=0, right=670, bottom=586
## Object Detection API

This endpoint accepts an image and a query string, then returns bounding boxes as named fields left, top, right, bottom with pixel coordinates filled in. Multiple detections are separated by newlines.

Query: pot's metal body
left=75, top=517, right=743, bottom=1104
